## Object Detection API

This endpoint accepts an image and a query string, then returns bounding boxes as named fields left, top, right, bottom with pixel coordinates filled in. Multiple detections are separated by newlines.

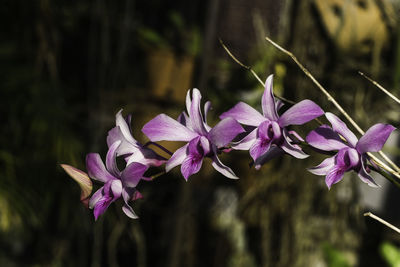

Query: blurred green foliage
left=380, top=242, right=400, bottom=267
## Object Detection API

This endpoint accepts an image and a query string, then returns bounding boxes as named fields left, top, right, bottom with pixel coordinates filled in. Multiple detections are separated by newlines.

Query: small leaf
left=60, top=164, right=93, bottom=206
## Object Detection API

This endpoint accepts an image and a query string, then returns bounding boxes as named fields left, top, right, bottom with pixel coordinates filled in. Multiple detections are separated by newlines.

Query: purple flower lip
left=86, top=140, right=149, bottom=220
left=142, top=88, right=245, bottom=180
left=220, top=74, right=324, bottom=168
left=307, top=112, right=396, bottom=189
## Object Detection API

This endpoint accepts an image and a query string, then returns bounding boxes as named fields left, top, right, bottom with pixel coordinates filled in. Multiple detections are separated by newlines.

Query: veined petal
left=325, top=113, right=358, bottom=147
left=254, top=146, right=283, bottom=170
left=93, top=194, right=114, bottom=220
left=278, top=100, right=324, bottom=127
left=189, top=89, right=208, bottom=135
left=211, top=154, right=238, bottom=179
left=177, top=112, right=192, bottom=129
left=166, top=144, right=189, bottom=172
left=261, top=75, right=279, bottom=121
left=86, top=153, right=115, bottom=183
left=181, top=154, right=203, bottom=180
left=250, top=138, right=271, bottom=162
left=357, top=160, right=379, bottom=187
left=209, top=118, right=245, bottom=147
left=325, top=166, right=345, bottom=189
left=60, top=164, right=93, bottom=203
left=281, top=131, right=308, bottom=159
left=106, top=141, right=121, bottom=177
left=125, top=147, right=166, bottom=167
left=142, top=114, right=198, bottom=142
left=121, top=162, right=148, bottom=187
left=220, top=102, right=266, bottom=127
left=307, top=156, right=335, bottom=176
left=356, top=123, right=396, bottom=153
left=115, top=109, right=137, bottom=144
left=231, top=128, right=257, bottom=150
left=306, top=125, right=348, bottom=151
left=204, top=101, right=212, bottom=131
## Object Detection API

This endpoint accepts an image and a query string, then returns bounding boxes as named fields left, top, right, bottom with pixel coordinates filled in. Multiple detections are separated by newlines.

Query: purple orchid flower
left=306, top=112, right=396, bottom=189
left=107, top=109, right=166, bottom=167
left=142, top=88, right=245, bottom=180
left=86, top=140, right=148, bottom=220
left=220, top=75, right=324, bottom=169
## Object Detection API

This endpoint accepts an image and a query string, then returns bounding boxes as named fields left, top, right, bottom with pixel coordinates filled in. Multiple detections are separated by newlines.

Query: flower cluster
left=62, top=74, right=395, bottom=220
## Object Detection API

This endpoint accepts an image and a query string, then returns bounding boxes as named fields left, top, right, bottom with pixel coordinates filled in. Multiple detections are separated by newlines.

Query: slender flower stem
left=144, top=141, right=173, bottom=156
left=264, top=36, right=400, bottom=178
left=144, top=171, right=166, bottom=181
left=359, top=71, right=400, bottom=105
left=369, top=164, right=400, bottom=189
left=219, top=39, right=295, bottom=105
left=364, top=212, right=400, bottom=234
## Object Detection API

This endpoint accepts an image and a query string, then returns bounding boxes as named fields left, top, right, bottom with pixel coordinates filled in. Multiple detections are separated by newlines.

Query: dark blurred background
left=2, top=0, right=400, bottom=266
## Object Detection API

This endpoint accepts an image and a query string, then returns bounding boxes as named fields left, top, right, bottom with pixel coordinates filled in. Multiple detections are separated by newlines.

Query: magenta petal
left=325, top=166, right=345, bottom=189
left=142, top=114, right=197, bottom=142
left=231, top=128, right=257, bottom=150
left=306, top=125, right=348, bottom=151
left=308, top=156, right=335, bottom=176
left=121, top=162, right=148, bottom=188
left=281, top=132, right=308, bottom=159
left=86, top=153, right=115, bottom=182
left=107, top=126, right=139, bottom=156
left=189, top=89, right=208, bottom=135
left=211, top=154, right=238, bottom=179
left=106, top=141, right=121, bottom=177
left=325, top=113, right=358, bottom=147
left=122, top=188, right=139, bottom=219
left=254, top=146, right=283, bottom=170
left=166, top=144, right=189, bottom=172
left=278, top=100, right=324, bottom=127
left=89, top=188, right=104, bottom=209
left=209, top=118, right=245, bottom=147
left=357, top=160, right=379, bottom=187
left=250, top=138, right=271, bottom=162
left=356, top=123, right=396, bottom=153
left=115, top=109, right=137, bottom=144
left=220, top=102, right=266, bottom=127
left=93, top=194, right=113, bottom=220
left=261, top=75, right=279, bottom=121
left=178, top=112, right=192, bottom=129
left=181, top=154, right=203, bottom=180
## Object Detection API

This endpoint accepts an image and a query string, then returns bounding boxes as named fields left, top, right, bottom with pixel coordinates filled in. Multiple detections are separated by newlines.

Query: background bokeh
left=2, top=0, right=400, bottom=266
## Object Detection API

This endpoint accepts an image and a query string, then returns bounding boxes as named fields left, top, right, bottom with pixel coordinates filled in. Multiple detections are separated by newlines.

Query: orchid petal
left=306, top=125, right=348, bottom=151
left=189, top=89, right=208, bottom=135
left=60, top=164, right=93, bottom=203
left=249, top=138, right=271, bottom=162
left=325, top=113, right=358, bottom=147
left=209, top=118, right=245, bottom=147
left=204, top=101, right=212, bottom=131
left=254, top=146, right=283, bottom=170
left=86, top=153, right=115, bottom=182
left=115, top=109, right=137, bottom=144
left=89, top=187, right=103, bottom=209
left=336, top=148, right=360, bottom=169
left=357, top=160, right=379, bottom=187
left=142, top=114, right=197, bottom=142
left=185, top=89, right=191, bottom=115
left=231, top=128, right=257, bottom=150
left=211, top=154, right=238, bottom=179
left=166, top=144, right=189, bottom=172
left=122, top=188, right=139, bottom=219
left=356, top=123, right=396, bottom=153
left=177, top=112, right=192, bottom=129
left=220, top=102, right=266, bottom=127
left=307, top=156, right=335, bottom=176
left=278, top=100, right=324, bottom=127
left=261, top=75, right=279, bottom=121
left=106, top=141, right=121, bottom=177
left=281, top=131, right=308, bottom=159
left=107, top=126, right=140, bottom=156
left=325, top=166, right=345, bottom=189
left=93, top=194, right=114, bottom=220
left=125, top=147, right=166, bottom=167
left=181, top=153, right=203, bottom=180
left=121, top=162, right=148, bottom=188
